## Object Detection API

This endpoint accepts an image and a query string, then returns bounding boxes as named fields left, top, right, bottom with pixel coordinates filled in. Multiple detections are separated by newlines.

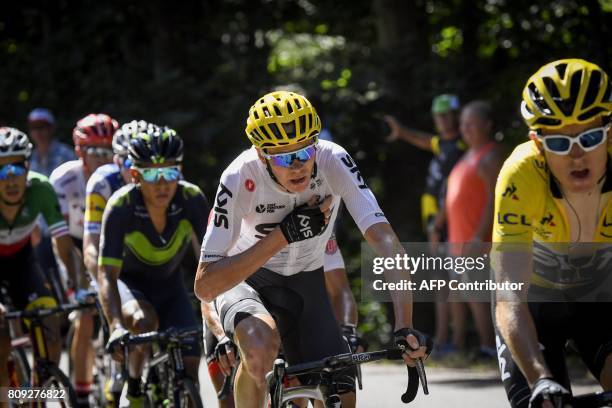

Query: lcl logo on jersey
left=214, top=183, right=233, bottom=229
left=497, top=212, right=531, bottom=226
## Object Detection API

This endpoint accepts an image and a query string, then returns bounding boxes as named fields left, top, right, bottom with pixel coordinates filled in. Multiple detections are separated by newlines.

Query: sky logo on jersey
left=214, top=183, right=233, bottom=229
left=254, top=223, right=277, bottom=239
left=502, top=183, right=519, bottom=200
left=340, top=154, right=367, bottom=189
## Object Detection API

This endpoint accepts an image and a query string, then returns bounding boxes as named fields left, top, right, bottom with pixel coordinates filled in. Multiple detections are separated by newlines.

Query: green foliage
left=1, top=0, right=610, bottom=348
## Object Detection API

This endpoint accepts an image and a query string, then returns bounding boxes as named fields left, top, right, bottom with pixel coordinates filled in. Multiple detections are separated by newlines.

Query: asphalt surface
left=198, top=362, right=602, bottom=407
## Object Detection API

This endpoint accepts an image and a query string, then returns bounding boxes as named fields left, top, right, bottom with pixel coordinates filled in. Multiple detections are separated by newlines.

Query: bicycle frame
left=266, top=348, right=424, bottom=408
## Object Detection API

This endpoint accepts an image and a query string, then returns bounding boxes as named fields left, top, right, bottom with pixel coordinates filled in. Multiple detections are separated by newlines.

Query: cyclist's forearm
left=195, top=227, right=287, bottom=302
left=324, top=268, right=358, bottom=325
left=201, top=301, right=226, bottom=340
left=364, top=222, right=413, bottom=329
left=496, top=302, right=551, bottom=386
left=83, top=233, right=100, bottom=277
left=53, top=235, right=78, bottom=288
left=98, top=266, right=124, bottom=330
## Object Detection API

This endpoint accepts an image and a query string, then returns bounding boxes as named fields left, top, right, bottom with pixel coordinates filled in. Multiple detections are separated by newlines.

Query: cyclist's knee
left=123, top=301, right=158, bottom=334
left=235, top=317, right=280, bottom=383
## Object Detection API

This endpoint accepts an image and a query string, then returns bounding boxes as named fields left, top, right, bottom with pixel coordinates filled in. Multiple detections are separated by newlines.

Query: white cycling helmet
left=0, top=127, right=33, bottom=159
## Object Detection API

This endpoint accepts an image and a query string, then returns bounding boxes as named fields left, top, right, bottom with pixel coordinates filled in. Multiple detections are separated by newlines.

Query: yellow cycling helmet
left=245, top=91, right=321, bottom=149
left=521, top=59, right=612, bottom=130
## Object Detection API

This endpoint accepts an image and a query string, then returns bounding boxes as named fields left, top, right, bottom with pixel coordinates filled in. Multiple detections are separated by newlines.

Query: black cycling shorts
left=0, top=245, right=55, bottom=310
left=216, top=267, right=355, bottom=393
left=117, top=274, right=200, bottom=357
left=494, top=302, right=612, bottom=408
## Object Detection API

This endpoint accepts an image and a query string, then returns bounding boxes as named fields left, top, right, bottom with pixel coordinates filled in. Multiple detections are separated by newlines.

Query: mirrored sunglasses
left=134, top=166, right=182, bottom=183
left=0, top=163, right=27, bottom=180
left=84, top=146, right=114, bottom=159
left=263, top=143, right=317, bottom=168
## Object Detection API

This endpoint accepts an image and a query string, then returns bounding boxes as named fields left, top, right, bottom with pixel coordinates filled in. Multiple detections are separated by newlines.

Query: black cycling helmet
left=127, top=126, right=184, bottom=165
left=112, top=120, right=160, bottom=157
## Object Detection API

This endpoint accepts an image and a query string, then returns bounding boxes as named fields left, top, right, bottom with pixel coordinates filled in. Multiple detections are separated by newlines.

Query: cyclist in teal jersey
left=98, top=127, right=209, bottom=407
left=0, top=127, right=79, bottom=388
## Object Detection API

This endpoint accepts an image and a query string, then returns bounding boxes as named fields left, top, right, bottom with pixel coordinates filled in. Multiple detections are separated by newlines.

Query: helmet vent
left=294, top=98, right=302, bottom=109
left=263, top=107, right=271, bottom=118
left=286, top=102, right=294, bottom=114
left=274, top=105, right=282, bottom=116
left=603, top=81, right=612, bottom=102
left=582, top=70, right=601, bottom=111
left=578, top=107, right=606, bottom=122
left=529, top=83, right=552, bottom=115
left=555, top=63, right=568, bottom=80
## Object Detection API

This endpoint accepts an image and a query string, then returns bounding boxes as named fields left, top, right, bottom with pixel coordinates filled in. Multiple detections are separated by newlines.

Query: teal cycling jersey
left=98, top=181, right=209, bottom=280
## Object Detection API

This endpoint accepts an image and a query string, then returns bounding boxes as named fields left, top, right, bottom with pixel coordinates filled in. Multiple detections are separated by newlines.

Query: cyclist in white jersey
left=195, top=91, right=429, bottom=407
left=50, top=113, right=118, bottom=406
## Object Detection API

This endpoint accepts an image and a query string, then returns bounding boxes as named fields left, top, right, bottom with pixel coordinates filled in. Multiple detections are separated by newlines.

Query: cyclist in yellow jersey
left=492, top=59, right=612, bottom=408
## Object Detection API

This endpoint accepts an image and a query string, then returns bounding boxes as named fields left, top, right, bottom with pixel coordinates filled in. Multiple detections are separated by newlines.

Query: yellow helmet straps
left=521, top=59, right=612, bottom=130
left=245, top=91, right=322, bottom=148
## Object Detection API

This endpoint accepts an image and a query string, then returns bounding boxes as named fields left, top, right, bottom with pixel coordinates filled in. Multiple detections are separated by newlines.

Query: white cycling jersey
left=50, top=159, right=86, bottom=240
left=200, top=140, right=387, bottom=276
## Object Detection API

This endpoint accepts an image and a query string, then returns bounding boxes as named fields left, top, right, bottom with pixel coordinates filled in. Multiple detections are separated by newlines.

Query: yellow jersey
left=493, top=140, right=612, bottom=291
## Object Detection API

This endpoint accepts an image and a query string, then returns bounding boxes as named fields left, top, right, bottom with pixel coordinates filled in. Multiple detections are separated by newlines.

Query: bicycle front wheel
left=39, top=364, right=79, bottom=407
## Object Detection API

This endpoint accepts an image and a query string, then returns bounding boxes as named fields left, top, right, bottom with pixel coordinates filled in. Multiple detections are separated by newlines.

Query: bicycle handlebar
left=119, top=327, right=203, bottom=346
left=280, top=348, right=424, bottom=404
left=5, top=302, right=97, bottom=320
left=568, top=391, right=612, bottom=408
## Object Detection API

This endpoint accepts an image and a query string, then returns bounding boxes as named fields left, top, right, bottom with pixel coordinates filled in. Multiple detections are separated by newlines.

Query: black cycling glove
left=214, top=336, right=237, bottom=361
left=529, top=377, right=570, bottom=408
left=279, top=204, right=325, bottom=244
left=394, top=328, right=433, bottom=356
left=341, top=324, right=369, bottom=353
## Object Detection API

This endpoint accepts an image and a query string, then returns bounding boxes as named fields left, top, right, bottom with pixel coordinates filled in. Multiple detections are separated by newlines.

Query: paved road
left=198, top=363, right=601, bottom=407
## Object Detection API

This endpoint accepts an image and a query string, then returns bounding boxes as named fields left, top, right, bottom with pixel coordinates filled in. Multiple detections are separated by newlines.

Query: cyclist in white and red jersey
left=0, top=127, right=78, bottom=390
left=195, top=91, right=430, bottom=407
left=50, top=113, right=118, bottom=406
